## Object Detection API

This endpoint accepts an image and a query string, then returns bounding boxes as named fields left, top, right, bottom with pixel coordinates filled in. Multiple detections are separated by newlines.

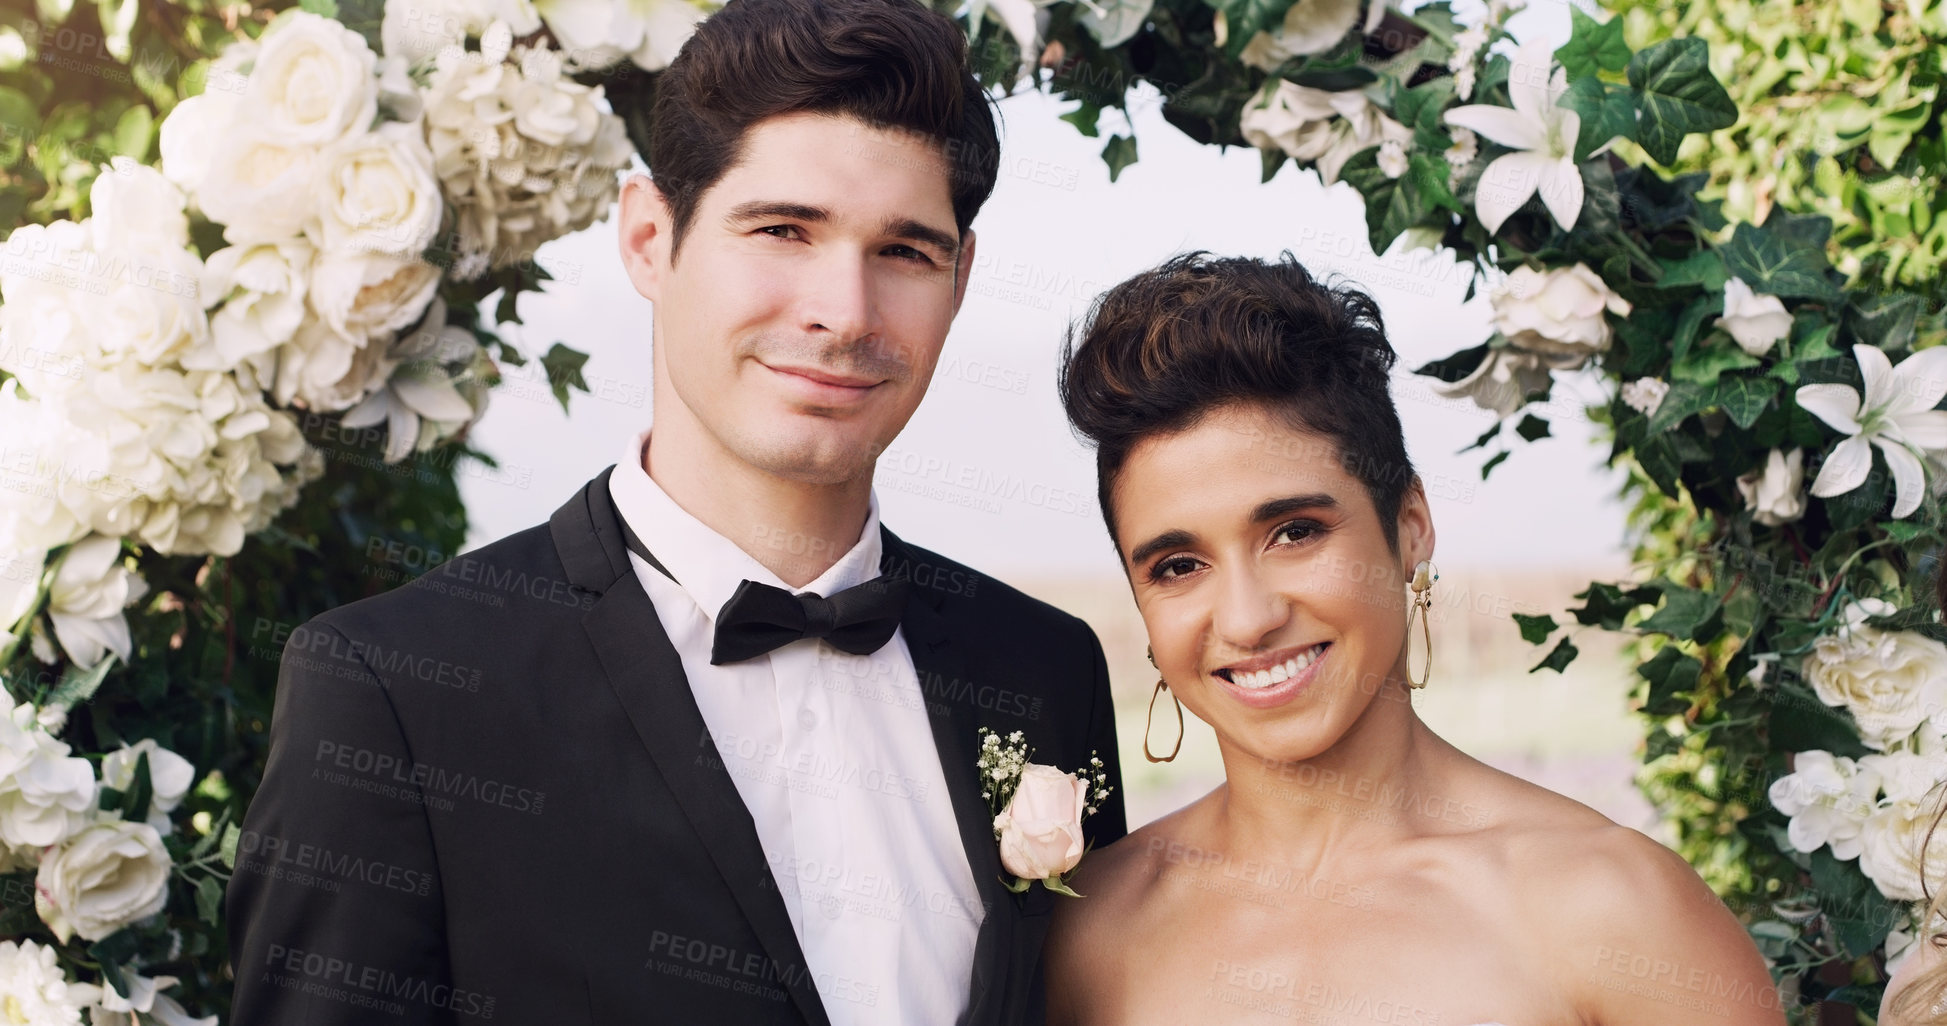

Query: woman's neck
left=1209, top=674, right=1454, bottom=869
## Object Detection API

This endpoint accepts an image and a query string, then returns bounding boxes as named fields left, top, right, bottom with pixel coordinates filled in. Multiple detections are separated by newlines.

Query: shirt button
left=798, top=708, right=818, bottom=731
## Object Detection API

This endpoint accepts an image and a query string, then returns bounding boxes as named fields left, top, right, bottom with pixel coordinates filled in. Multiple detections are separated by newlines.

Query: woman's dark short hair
left=1059, top=251, right=1417, bottom=554
left=647, top=0, right=1000, bottom=255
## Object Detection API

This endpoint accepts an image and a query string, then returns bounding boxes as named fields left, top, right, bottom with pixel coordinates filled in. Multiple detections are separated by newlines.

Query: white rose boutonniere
left=978, top=727, right=1112, bottom=897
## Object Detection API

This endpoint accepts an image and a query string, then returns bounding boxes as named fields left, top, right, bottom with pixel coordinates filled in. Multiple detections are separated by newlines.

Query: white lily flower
left=1442, top=39, right=1583, bottom=235
left=340, top=300, right=489, bottom=464
left=1795, top=344, right=1947, bottom=519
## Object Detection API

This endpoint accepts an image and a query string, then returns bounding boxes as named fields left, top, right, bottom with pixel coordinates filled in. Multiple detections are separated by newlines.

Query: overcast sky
left=457, top=1, right=1627, bottom=579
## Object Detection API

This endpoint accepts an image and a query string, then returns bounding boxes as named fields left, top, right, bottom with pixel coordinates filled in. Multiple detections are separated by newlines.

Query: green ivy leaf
left=219, top=823, right=241, bottom=870
left=121, top=751, right=153, bottom=825
left=1101, top=134, right=1138, bottom=182
left=1573, top=581, right=1660, bottom=629
left=1672, top=342, right=1762, bottom=385
left=196, top=875, right=224, bottom=925
left=1561, top=77, right=1636, bottom=165
left=1515, top=414, right=1550, bottom=441
left=1638, top=584, right=1721, bottom=641
left=1059, top=101, right=1103, bottom=138
left=111, top=104, right=152, bottom=162
left=1772, top=689, right=1871, bottom=759
left=1627, top=38, right=1737, bottom=166
left=1669, top=294, right=1715, bottom=367
left=1637, top=645, right=1701, bottom=714
left=299, top=0, right=339, bottom=14
left=1714, top=374, right=1778, bottom=429
left=1646, top=380, right=1718, bottom=433
left=1481, top=450, right=1511, bottom=479
left=1530, top=636, right=1579, bottom=673
left=1413, top=342, right=1489, bottom=383
left=1719, top=217, right=1838, bottom=301
left=1555, top=7, right=1631, bottom=81
left=539, top=343, right=591, bottom=414
left=1513, top=612, right=1557, bottom=644
left=1654, top=250, right=1728, bottom=291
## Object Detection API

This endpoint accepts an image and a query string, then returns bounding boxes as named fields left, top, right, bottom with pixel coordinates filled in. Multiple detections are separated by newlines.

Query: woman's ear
left=1398, top=476, right=1436, bottom=574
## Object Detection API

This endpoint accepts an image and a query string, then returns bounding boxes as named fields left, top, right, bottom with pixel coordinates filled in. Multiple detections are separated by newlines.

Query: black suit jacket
left=228, top=468, right=1127, bottom=1026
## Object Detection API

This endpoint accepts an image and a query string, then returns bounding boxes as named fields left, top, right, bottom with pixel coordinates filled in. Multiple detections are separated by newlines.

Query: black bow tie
left=709, top=575, right=910, bottom=665
left=614, top=512, right=909, bottom=665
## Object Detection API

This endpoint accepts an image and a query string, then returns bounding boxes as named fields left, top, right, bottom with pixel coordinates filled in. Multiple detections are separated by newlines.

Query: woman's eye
left=1152, top=557, right=1201, bottom=581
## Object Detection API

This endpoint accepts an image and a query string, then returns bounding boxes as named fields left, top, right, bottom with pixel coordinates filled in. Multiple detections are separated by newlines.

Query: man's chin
left=736, top=433, right=882, bottom=487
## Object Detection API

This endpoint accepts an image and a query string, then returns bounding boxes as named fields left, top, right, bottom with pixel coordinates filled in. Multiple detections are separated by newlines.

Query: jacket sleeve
left=227, top=619, right=456, bottom=1026
left=1078, top=623, right=1128, bottom=849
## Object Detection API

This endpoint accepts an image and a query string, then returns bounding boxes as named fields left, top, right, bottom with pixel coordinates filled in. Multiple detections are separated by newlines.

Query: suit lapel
left=881, top=528, right=1013, bottom=1026
left=555, top=472, right=831, bottom=1026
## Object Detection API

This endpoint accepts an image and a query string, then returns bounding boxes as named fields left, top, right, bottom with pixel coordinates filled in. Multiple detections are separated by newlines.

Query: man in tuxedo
left=225, top=0, right=1127, bottom=1023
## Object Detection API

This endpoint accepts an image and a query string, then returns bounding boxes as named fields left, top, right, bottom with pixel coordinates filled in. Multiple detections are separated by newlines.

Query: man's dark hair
left=1058, top=251, right=1417, bottom=553
left=647, top=0, right=1000, bottom=256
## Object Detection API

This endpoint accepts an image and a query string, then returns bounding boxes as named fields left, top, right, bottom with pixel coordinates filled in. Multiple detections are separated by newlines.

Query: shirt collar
left=607, top=429, right=886, bottom=623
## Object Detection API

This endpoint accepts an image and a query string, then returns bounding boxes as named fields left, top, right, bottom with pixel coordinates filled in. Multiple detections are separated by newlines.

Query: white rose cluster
left=160, top=13, right=451, bottom=422
left=1770, top=599, right=1947, bottom=904
left=0, top=166, right=321, bottom=561
left=420, top=32, right=633, bottom=280
left=1770, top=744, right=1947, bottom=903
left=1802, top=599, right=1947, bottom=751
left=0, top=705, right=192, bottom=945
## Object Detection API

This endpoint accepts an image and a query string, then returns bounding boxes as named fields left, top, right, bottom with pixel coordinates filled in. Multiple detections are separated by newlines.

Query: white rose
left=1736, top=448, right=1806, bottom=527
left=272, top=317, right=399, bottom=413
left=248, top=12, right=379, bottom=147
left=536, top=0, right=708, bottom=71
left=1491, top=263, right=1631, bottom=369
left=1767, top=750, right=1881, bottom=859
left=1859, top=796, right=1947, bottom=902
left=34, top=819, right=171, bottom=942
left=1802, top=603, right=1947, bottom=750
left=87, top=160, right=190, bottom=251
left=993, top=764, right=1087, bottom=881
left=1433, top=347, right=1552, bottom=417
left=184, top=92, right=320, bottom=244
left=87, top=239, right=210, bottom=368
left=0, top=939, right=100, bottom=1026
left=315, top=121, right=444, bottom=259
left=101, top=739, right=196, bottom=830
left=1720, top=277, right=1792, bottom=357
left=46, top=534, right=147, bottom=670
left=199, top=237, right=315, bottom=370
left=1239, top=81, right=1410, bottom=186
left=308, top=250, right=441, bottom=341
left=1238, top=0, right=1361, bottom=70
left=0, top=705, right=96, bottom=850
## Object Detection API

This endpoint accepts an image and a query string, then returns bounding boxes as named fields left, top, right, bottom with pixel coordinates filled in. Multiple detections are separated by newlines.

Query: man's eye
left=1273, top=520, right=1321, bottom=545
left=885, top=245, right=933, bottom=264
left=760, top=225, right=801, bottom=240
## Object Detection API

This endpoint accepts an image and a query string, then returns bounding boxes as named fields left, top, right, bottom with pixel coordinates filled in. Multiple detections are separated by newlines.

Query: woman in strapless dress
left=1043, top=253, right=1783, bottom=1026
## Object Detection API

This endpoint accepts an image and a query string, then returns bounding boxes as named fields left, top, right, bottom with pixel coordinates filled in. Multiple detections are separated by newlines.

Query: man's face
left=619, top=112, right=976, bottom=486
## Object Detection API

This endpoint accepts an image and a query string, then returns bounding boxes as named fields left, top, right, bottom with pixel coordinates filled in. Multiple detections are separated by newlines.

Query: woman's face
left=1112, top=402, right=1434, bottom=764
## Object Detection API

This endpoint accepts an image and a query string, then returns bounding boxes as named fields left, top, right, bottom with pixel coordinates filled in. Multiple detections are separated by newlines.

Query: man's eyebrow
left=1250, top=494, right=1340, bottom=522
left=723, top=201, right=829, bottom=226
left=1128, top=529, right=1196, bottom=569
left=880, top=216, right=960, bottom=259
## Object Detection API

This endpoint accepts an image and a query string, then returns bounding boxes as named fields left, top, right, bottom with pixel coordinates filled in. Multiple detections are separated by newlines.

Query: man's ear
left=950, top=229, right=977, bottom=318
left=618, top=175, right=671, bottom=303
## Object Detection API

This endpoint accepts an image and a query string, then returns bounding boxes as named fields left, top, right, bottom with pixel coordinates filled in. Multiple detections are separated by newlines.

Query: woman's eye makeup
left=1147, top=555, right=1202, bottom=582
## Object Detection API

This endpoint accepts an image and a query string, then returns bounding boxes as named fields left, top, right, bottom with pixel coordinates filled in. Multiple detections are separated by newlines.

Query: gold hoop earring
left=1406, top=560, right=1436, bottom=689
left=1143, top=677, right=1184, bottom=763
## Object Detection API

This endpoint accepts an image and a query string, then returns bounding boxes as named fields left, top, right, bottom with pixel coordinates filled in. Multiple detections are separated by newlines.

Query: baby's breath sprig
left=976, top=727, right=1033, bottom=821
left=1081, top=752, right=1112, bottom=819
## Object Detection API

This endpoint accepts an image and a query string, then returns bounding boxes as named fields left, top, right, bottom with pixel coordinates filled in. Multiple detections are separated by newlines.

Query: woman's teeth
left=1230, top=644, right=1326, bottom=690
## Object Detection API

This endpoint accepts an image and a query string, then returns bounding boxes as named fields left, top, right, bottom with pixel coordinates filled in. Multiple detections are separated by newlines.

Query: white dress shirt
left=609, top=431, right=984, bottom=1026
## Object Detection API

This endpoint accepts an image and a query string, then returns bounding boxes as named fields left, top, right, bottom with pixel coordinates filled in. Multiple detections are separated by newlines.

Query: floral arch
left=0, top=0, right=1941, bottom=1019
